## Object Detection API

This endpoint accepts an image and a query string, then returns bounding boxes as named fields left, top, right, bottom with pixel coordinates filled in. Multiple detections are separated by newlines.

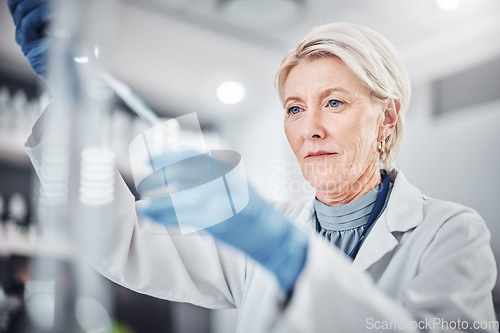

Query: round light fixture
left=216, top=81, right=246, bottom=105
left=73, top=55, right=90, bottom=64
left=435, top=0, right=461, bottom=10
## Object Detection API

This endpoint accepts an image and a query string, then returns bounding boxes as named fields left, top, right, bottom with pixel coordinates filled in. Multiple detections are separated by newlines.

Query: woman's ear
left=378, top=98, right=401, bottom=140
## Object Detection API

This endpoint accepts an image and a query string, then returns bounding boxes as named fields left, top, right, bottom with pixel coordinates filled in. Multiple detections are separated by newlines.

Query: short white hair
left=276, top=22, right=411, bottom=171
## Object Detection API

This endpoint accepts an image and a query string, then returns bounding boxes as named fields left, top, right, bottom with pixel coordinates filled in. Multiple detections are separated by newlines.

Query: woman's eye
left=328, top=99, right=343, bottom=108
left=288, top=106, right=302, bottom=115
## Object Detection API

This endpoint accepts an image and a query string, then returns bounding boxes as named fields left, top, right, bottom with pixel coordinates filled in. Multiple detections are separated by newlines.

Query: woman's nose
left=302, top=110, right=326, bottom=140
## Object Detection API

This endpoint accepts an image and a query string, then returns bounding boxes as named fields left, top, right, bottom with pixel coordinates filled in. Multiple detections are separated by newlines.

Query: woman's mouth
left=305, top=150, right=337, bottom=159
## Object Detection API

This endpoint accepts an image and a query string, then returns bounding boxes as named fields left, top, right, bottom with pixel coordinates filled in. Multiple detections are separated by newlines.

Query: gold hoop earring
left=378, top=140, right=386, bottom=155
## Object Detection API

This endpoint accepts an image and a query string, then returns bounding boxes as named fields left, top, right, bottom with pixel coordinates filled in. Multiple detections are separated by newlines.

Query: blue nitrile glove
left=8, top=0, right=51, bottom=81
left=139, top=151, right=309, bottom=293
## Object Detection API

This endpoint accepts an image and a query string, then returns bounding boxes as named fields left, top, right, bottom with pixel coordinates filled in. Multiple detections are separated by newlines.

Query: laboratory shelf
left=0, top=227, right=74, bottom=260
left=0, top=130, right=31, bottom=167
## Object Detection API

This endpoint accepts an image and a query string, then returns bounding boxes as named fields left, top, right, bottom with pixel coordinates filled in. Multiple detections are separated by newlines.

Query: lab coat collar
left=295, top=169, right=424, bottom=272
left=353, top=169, right=424, bottom=271
left=294, top=195, right=317, bottom=232
left=382, top=169, right=424, bottom=233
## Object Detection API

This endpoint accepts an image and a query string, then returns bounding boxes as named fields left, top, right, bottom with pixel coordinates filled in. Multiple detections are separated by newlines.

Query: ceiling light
left=216, top=81, right=245, bottom=105
left=73, top=56, right=90, bottom=64
left=435, top=0, right=461, bottom=11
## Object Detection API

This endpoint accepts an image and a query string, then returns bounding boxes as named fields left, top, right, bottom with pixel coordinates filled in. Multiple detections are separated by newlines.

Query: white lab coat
left=25, top=111, right=497, bottom=332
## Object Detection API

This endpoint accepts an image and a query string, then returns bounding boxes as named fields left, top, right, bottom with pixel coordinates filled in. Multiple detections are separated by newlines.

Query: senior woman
left=9, top=0, right=497, bottom=331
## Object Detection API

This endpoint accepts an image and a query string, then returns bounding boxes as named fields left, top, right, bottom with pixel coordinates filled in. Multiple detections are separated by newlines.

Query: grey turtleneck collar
left=314, top=178, right=393, bottom=256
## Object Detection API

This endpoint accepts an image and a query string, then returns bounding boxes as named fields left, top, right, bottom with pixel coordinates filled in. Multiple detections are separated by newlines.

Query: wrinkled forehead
left=282, top=57, right=371, bottom=102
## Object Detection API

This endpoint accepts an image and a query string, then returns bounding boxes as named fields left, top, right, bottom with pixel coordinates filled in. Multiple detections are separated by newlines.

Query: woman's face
left=283, top=57, right=388, bottom=196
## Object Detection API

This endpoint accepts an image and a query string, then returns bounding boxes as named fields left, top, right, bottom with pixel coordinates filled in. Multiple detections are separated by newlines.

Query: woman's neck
left=316, top=165, right=382, bottom=207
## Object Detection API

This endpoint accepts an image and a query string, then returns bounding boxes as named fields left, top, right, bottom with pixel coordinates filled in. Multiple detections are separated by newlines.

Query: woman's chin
left=306, top=175, right=344, bottom=193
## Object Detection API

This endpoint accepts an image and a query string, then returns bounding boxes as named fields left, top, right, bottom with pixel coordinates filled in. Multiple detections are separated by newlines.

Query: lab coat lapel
left=292, top=170, right=424, bottom=272
left=352, top=170, right=424, bottom=272
left=351, top=213, right=399, bottom=272
left=294, top=195, right=317, bottom=232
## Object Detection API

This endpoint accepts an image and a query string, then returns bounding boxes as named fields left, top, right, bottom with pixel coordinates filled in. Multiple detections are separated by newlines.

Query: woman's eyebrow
left=318, top=87, right=350, bottom=101
left=284, top=87, right=350, bottom=106
left=284, top=96, right=302, bottom=106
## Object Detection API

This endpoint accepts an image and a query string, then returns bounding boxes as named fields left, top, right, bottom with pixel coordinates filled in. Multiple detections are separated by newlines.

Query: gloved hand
left=139, top=151, right=309, bottom=293
left=8, top=0, right=51, bottom=81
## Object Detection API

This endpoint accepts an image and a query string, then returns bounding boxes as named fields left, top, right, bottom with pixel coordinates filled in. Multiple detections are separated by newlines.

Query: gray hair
left=276, top=22, right=411, bottom=171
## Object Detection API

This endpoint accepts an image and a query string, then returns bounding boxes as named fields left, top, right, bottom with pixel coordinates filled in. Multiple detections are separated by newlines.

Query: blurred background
left=0, top=0, right=499, bottom=332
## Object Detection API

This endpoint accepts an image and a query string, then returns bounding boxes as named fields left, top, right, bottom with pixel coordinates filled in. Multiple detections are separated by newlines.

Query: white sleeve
left=92, top=173, right=249, bottom=310
left=403, top=207, right=497, bottom=331
left=271, top=208, right=497, bottom=332
left=25, top=114, right=249, bottom=310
